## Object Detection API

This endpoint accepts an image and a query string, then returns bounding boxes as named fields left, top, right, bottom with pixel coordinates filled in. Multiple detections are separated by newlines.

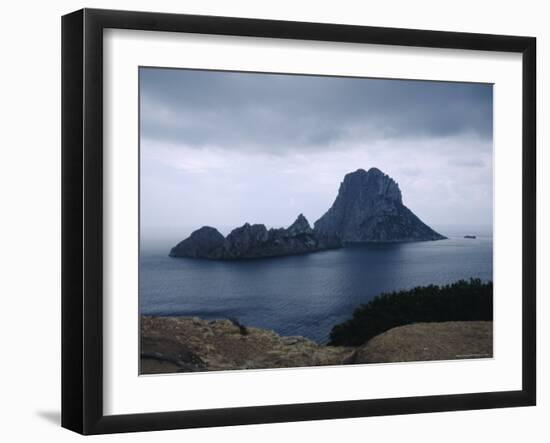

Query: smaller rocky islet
left=169, top=213, right=338, bottom=260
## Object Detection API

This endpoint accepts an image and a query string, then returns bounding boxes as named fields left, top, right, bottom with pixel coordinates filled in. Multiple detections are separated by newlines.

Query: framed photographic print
left=61, top=8, right=536, bottom=435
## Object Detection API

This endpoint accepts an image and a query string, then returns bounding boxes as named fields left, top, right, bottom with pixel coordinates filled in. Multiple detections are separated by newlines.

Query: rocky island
left=170, top=167, right=446, bottom=260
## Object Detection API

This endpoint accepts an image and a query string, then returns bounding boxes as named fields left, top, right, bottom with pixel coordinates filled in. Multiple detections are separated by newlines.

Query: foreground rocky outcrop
left=170, top=167, right=445, bottom=260
left=346, top=321, right=493, bottom=364
left=141, top=316, right=352, bottom=373
left=169, top=214, right=341, bottom=260
left=140, top=317, right=493, bottom=374
left=315, top=168, right=446, bottom=242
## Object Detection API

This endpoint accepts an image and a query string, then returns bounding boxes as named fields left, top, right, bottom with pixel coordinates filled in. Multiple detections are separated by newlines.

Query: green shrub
left=328, top=279, right=492, bottom=346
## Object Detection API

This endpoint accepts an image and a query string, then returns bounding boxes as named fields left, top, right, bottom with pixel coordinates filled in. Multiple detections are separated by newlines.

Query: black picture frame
left=61, top=8, right=536, bottom=435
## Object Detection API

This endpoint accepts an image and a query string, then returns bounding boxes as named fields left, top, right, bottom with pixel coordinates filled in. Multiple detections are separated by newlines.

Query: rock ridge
left=169, top=214, right=340, bottom=260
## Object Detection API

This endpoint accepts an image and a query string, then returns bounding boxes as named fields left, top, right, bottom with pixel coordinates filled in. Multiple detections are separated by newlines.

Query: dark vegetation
left=328, top=279, right=493, bottom=346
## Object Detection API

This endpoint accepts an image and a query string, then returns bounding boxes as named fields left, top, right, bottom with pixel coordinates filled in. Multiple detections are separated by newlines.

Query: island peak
left=314, top=167, right=445, bottom=243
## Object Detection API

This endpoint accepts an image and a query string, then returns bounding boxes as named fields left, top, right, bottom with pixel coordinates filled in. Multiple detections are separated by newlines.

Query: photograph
left=138, top=67, right=494, bottom=375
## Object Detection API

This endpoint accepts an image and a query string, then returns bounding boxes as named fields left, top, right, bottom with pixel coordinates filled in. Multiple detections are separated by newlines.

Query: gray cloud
left=451, top=158, right=487, bottom=168
left=140, top=68, right=493, bottom=153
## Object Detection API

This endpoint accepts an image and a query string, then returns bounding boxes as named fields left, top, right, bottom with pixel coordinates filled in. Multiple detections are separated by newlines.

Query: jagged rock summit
left=286, top=213, right=314, bottom=236
left=314, top=168, right=446, bottom=243
left=170, top=167, right=445, bottom=260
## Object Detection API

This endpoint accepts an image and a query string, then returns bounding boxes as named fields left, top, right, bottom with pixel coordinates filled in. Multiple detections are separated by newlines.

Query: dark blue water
left=139, top=235, right=492, bottom=343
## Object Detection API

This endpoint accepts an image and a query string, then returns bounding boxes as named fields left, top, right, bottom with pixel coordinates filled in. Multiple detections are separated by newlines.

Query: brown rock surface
left=140, top=316, right=353, bottom=374
left=348, top=321, right=493, bottom=364
left=140, top=317, right=492, bottom=374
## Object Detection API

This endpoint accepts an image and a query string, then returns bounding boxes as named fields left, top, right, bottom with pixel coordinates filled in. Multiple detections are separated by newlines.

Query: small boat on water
left=464, top=235, right=476, bottom=239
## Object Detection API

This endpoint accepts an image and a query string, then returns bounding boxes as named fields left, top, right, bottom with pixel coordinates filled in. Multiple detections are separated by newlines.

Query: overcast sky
left=140, top=67, right=493, bottom=246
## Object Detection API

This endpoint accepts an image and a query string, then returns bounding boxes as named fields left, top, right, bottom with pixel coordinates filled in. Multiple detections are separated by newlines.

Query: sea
left=139, top=228, right=493, bottom=344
